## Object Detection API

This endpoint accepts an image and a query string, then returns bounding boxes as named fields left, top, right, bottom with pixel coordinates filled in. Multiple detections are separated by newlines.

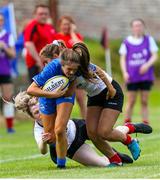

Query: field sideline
left=0, top=86, right=160, bottom=178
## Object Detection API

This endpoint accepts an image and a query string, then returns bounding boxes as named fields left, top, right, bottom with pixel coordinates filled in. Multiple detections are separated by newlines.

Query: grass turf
left=0, top=86, right=160, bottom=178
left=0, top=39, right=160, bottom=178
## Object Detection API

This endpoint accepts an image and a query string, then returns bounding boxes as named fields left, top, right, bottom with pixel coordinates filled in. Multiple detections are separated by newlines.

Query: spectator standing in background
left=24, top=4, right=55, bottom=82
left=0, top=13, right=16, bottom=133
left=54, top=16, right=86, bottom=118
left=119, top=18, right=158, bottom=125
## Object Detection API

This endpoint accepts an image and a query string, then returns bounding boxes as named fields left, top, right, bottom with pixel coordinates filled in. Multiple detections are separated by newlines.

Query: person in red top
left=54, top=16, right=86, bottom=119
left=54, top=16, right=83, bottom=48
left=24, top=4, right=55, bottom=82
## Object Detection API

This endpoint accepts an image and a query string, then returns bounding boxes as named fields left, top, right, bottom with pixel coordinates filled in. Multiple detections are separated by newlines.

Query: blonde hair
left=14, top=91, right=34, bottom=118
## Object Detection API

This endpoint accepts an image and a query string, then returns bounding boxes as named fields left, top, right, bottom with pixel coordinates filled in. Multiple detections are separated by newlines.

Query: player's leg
left=72, top=143, right=110, bottom=167
left=1, top=83, right=15, bottom=133
left=40, top=113, right=56, bottom=143
left=140, top=90, right=150, bottom=124
left=34, top=121, right=48, bottom=154
left=124, top=91, right=137, bottom=123
left=54, top=102, right=73, bottom=168
left=75, top=89, right=86, bottom=119
left=86, top=107, right=121, bottom=165
left=116, top=123, right=152, bottom=134
left=97, top=108, right=141, bottom=160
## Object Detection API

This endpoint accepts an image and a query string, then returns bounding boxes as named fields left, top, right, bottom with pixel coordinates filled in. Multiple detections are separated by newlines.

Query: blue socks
left=57, top=157, right=66, bottom=168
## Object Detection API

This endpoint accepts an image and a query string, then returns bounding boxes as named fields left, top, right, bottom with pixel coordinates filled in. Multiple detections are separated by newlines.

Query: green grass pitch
left=0, top=86, right=160, bottom=178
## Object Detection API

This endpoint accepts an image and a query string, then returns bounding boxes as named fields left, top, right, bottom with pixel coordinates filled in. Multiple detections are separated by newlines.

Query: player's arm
left=120, top=54, right=130, bottom=82
left=70, top=24, right=83, bottom=44
left=27, top=82, right=66, bottom=98
left=139, top=52, right=158, bottom=75
left=25, top=41, right=43, bottom=69
left=95, top=65, right=116, bottom=99
left=0, top=34, right=16, bottom=58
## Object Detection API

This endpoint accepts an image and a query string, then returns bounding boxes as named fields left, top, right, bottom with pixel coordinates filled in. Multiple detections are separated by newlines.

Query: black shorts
left=28, top=65, right=39, bottom=83
left=87, top=80, right=124, bottom=112
left=0, top=75, right=12, bottom=84
left=126, top=81, right=153, bottom=91
left=67, top=119, right=89, bottom=159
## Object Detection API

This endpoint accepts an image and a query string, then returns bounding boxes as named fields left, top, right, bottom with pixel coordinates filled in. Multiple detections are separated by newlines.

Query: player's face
left=60, top=19, right=71, bottom=34
left=62, top=63, right=79, bottom=79
left=28, top=98, right=40, bottom=119
left=0, top=15, right=4, bottom=28
left=132, top=21, right=144, bottom=37
left=35, top=7, right=49, bottom=24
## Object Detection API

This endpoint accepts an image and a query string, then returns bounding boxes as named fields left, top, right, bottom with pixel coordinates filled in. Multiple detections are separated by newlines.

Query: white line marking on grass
left=144, top=173, right=160, bottom=178
left=138, top=134, right=160, bottom=141
left=0, top=154, right=46, bottom=163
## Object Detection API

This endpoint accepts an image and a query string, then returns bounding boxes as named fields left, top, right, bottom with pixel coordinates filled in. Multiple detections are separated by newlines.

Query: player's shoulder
left=26, top=19, right=37, bottom=28
left=24, top=20, right=38, bottom=34
left=89, top=63, right=97, bottom=71
left=45, top=58, right=61, bottom=69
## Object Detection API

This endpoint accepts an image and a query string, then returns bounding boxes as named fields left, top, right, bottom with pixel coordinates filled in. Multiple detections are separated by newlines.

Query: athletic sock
left=109, top=153, right=122, bottom=165
left=123, top=134, right=132, bottom=145
left=124, top=118, right=131, bottom=124
left=49, top=144, right=57, bottom=164
left=57, top=157, right=66, bottom=168
left=125, top=123, right=135, bottom=134
left=6, top=117, right=13, bottom=129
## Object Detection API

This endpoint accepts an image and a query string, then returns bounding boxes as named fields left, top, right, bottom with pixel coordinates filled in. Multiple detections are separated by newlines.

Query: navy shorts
left=0, top=75, right=12, bottom=84
left=126, top=81, right=153, bottom=91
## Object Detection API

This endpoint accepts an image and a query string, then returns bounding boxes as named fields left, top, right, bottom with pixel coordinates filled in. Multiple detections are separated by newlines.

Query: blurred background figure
left=24, top=4, right=56, bottom=83
left=54, top=15, right=86, bottom=118
left=119, top=18, right=158, bottom=125
left=0, top=13, right=16, bottom=133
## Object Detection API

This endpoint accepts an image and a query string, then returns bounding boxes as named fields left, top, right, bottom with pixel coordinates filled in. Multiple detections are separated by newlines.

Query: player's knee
left=40, top=149, right=47, bottom=155
left=141, top=99, right=148, bottom=107
left=87, top=130, right=97, bottom=140
left=128, top=99, right=136, bottom=108
left=3, top=94, right=12, bottom=101
left=54, top=126, right=65, bottom=138
left=97, top=128, right=111, bottom=139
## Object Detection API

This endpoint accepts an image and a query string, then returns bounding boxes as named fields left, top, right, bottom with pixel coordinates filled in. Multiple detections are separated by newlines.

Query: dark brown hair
left=34, top=4, right=49, bottom=13
left=40, top=44, right=60, bottom=59
left=72, top=42, right=93, bottom=80
left=60, top=48, right=80, bottom=66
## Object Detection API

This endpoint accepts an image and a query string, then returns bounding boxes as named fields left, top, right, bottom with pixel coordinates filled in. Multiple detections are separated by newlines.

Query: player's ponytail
left=72, top=42, right=93, bottom=81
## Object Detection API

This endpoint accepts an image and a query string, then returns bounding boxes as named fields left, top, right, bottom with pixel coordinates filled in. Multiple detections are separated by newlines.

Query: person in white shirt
left=119, top=18, right=158, bottom=125
left=13, top=91, right=152, bottom=167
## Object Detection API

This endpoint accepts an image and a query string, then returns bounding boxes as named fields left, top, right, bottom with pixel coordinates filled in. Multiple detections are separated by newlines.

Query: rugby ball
left=43, top=75, right=69, bottom=92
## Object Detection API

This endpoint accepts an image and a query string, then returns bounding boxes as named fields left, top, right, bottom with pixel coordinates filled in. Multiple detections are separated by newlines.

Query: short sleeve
left=24, top=21, right=37, bottom=42
left=8, top=34, right=15, bottom=47
left=119, top=43, right=127, bottom=55
left=89, top=63, right=97, bottom=72
left=149, top=36, right=159, bottom=53
left=32, top=62, right=57, bottom=87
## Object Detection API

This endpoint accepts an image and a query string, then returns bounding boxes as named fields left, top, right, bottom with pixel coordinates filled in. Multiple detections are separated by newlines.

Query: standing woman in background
left=0, top=13, right=16, bottom=133
left=119, top=18, right=158, bottom=125
left=54, top=16, right=86, bottom=119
